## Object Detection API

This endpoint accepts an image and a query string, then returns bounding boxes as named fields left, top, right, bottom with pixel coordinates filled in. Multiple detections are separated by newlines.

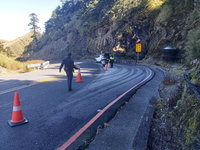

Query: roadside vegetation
left=0, top=12, right=43, bottom=74
left=186, top=28, right=200, bottom=63
left=150, top=76, right=200, bottom=149
left=0, top=53, right=44, bottom=73
left=0, top=53, right=25, bottom=71
left=0, top=35, right=43, bottom=74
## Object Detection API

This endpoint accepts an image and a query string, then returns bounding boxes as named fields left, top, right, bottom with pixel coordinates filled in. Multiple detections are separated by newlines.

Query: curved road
left=0, top=61, right=153, bottom=150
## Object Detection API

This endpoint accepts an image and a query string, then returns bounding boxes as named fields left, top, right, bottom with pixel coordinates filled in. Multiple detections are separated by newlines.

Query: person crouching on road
left=59, top=52, right=79, bottom=91
left=110, top=55, right=114, bottom=68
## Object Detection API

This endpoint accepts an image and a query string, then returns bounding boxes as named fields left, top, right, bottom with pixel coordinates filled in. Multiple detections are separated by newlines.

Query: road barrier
left=76, top=69, right=82, bottom=82
left=27, top=61, right=50, bottom=70
left=104, top=64, right=107, bottom=71
left=27, top=63, right=41, bottom=69
left=40, top=61, right=50, bottom=69
left=108, top=63, right=111, bottom=68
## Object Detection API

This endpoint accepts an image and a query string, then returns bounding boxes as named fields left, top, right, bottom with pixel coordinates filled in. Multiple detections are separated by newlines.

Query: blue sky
left=0, top=0, right=61, bottom=40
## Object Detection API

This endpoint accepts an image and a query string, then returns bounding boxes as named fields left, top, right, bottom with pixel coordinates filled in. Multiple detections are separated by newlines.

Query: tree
left=28, top=13, right=41, bottom=41
left=0, top=42, right=6, bottom=53
left=5, top=47, right=14, bottom=57
left=60, top=0, right=76, bottom=6
left=186, top=29, right=200, bottom=62
left=60, top=0, right=67, bottom=5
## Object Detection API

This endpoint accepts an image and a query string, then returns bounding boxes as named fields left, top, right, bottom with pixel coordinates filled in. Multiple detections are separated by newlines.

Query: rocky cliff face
left=24, top=0, right=197, bottom=61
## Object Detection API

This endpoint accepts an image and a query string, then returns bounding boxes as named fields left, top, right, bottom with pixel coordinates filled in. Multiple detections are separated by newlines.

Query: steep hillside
left=0, top=32, right=43, bottom=74
left=0, top=39, right=8, bottom=43
left=147, top=62, right=200, bottom=150
left=24, top=0, right=197, bottom=62
left=4, top=32, right=33, bottom=57
left=25, top=0, right=154, bottom=60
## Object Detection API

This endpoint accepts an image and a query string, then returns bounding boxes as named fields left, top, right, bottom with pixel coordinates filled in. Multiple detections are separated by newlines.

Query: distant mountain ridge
left=3, top=32, right=33, bottom=57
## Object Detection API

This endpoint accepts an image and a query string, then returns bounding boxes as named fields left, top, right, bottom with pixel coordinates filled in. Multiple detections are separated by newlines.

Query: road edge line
left=57, top=68, right=153, bottom=150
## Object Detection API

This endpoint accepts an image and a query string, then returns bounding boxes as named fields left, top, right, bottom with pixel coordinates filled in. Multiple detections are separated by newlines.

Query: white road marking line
left=0, top=83, right=37, bottom=95
left=0, top=74, right=65, bottom=95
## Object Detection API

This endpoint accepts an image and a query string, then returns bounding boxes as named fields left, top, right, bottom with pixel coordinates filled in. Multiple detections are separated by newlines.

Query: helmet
left=68, top=52, right=72, bottom=56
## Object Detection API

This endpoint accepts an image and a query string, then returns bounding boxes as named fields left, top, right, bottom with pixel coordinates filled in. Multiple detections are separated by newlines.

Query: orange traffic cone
left=76, top=69, right=82, bottom=82
left=108, top=63, right=111, bottom=68
left=105, top=64, right=107, bottom=71
left=8, top=92, right=28, bottom=127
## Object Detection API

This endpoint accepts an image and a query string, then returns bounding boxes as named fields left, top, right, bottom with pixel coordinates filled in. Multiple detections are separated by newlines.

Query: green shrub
left=0, top=53, right=44, bottom=73
left=155, top=4, right=172, bottom=24
left=185, top=29, right=200, bottom=62
left=174, top=93, right=200, bottom=145
left=166, top=0, right=194, bottom=12
left=0, top=53, right=21, bottom=70
left=189, top=64, right=200, bottom=86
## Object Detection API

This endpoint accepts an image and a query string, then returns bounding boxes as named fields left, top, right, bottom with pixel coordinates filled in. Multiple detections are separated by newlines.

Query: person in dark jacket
left=59, top=52, right=79, bottom=91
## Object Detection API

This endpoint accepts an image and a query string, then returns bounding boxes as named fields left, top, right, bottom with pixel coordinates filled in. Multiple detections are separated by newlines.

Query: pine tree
left=28, top=13, right=41, bottom=41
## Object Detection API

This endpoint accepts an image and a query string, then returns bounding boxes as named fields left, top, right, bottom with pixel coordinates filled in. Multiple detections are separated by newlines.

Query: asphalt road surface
left=0, top=61, right=153, bottom=150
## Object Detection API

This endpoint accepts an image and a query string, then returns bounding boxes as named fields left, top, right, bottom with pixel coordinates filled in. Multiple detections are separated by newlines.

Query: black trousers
left=110, top=60, right=114, bottom=68
left=65, top=71, right=73, bottom=90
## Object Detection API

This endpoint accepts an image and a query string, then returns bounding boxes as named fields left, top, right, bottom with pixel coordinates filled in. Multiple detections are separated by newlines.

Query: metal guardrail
left=27, top=61, right=50, bottom=70
left=40, top=61, right=49, bottom=69
left=27, top=63, right=41, bottom=69
left=184, top=71, right=200, bottom=101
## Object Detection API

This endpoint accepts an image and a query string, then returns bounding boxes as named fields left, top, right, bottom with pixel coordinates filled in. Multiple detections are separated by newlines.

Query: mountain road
left=0, top=61, right=154, bottom=150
